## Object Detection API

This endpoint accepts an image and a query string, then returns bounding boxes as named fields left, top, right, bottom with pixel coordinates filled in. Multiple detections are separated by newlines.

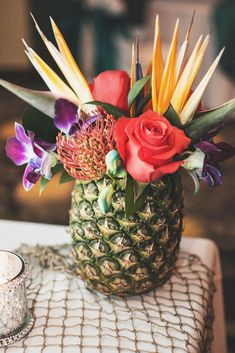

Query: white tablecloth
left=0, top=220, right=227, bottom=353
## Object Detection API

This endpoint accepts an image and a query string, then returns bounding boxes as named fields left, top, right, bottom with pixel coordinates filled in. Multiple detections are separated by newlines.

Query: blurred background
left=0, top=0, right=234, bottom=351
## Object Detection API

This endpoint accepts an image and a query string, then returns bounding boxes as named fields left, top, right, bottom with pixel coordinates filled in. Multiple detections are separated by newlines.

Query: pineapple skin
left=69, top=176, right=183, bottom=296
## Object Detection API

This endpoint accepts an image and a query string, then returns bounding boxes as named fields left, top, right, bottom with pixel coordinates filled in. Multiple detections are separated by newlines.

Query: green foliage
left=0, top=79, right=55, bottom=117
left=185, top=98, right=235, bottom=142
left=23, top=106, right=59, bottom=143
left=125, top=173, right=149, bottom=218
left=59, top=170, right=75, bottom=184
left=86, top=101, right=126, bottom=118
left=136, top=93, right=151, bottom=115
left=40, top=177, right=50, bottom=195
left=39, top=164, right=64, bottom=194
left=164, top=105, right=182, bottom=129
left=128, top=76, right=150, bottom=109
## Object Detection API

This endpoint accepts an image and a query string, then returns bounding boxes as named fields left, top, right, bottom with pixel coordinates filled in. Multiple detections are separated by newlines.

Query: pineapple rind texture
left=69, top=176, right=183, bottom=296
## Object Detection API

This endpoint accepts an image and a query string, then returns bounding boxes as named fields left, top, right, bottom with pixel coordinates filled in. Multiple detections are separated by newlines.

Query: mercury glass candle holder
left=0, top=250, right=34, bottom=346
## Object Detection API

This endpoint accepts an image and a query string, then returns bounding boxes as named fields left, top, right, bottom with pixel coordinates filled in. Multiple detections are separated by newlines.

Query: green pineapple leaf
left=0, top=79, right=55, bottom=117
left=86, top=101, right=126, bottom=118
left=184, top=98, right=235, bottom=143
left=128, top=75, right=150, bottom=109
left=23, top=106, right=59, bottom=143
left=125, top=174, right=149, bottom=218
left=59, top=170, right=75, bottom=184
left=164, top=105, right=182, bottom=128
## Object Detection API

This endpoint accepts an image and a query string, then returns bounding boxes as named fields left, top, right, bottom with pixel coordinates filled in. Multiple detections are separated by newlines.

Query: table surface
left=0, top=220, right=227, bottom=353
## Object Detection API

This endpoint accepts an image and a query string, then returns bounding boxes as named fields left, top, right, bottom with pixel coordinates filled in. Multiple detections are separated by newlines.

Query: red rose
left=90, top=70, right=130, bottom=112
left=114, top=110, right=191, bottom=183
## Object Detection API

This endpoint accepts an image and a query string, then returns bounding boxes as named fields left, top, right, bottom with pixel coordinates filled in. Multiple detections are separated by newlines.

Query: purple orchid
left=5, top=123, right=57, bottom=191
left=54, top=99, right=99, bottom=135
left=194, top=141, right=235, bottom=187
left=54, top=99, right=78, bottom=134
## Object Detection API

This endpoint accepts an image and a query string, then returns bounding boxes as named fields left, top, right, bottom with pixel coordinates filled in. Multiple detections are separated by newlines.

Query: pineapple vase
left=69, top=175, right=183, bottom=296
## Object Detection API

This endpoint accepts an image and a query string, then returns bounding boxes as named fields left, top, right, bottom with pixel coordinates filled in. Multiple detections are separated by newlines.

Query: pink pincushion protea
left=57, top=114, right=116, bottom=180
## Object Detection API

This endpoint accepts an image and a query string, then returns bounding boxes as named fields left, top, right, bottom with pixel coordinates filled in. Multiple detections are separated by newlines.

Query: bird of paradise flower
left=0, top=12, right=229, bottom=125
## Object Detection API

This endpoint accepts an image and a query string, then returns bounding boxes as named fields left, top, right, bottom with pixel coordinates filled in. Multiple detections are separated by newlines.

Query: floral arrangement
left=2, top=14, right=235, bottom=216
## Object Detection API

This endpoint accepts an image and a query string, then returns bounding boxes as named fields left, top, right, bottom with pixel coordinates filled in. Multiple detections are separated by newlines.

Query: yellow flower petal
left=175, top=12, right=195, bottom=81
left=31, top=15, right=93, bottom=113
left=171, top=35, right=209, bottom=114
left=175, top=39, right=188, bottom=81
left=49, top=17, right=93, bottom=104
left=158, top=19, right=179, bottom=114
left=151, top=15, right=164, bottom=112
left=23, top=41, right=79, bottom=104
left=180, top=48, right=225, bottom=124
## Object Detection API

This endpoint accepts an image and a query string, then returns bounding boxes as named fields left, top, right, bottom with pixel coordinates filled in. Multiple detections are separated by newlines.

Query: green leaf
left=86, top=100, right=126, bottom=118
left=39, top=164, right=64, bottom=194
left=136, top=93, right=151, bottom=115
left=125, top=174, right=149, bottom=218
left=194, top=99, right=235, bottom=118
left=23, top=106, right=59, bottom=143
left=59, top=170, right=75, bottom=184
left=132, top=185, right=149, bottom=216
left=185, top=98, right=235, bottom=143
left=164, top=105, right=182, bottom=128
left=40, top=177, right=50, bottom=195
left=0, top=79, right=55, bottom=117
left=128, top=76, right=150, bottom=109
left=133, top=181, right=148, bottom=202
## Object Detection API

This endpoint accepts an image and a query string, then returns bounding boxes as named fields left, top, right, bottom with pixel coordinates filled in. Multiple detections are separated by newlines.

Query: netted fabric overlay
left=1, top=244, right=215, bottom=353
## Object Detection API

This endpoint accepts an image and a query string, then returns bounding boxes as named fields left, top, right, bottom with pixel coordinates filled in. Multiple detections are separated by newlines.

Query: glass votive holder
left=0, top=250, right=34, bottom=347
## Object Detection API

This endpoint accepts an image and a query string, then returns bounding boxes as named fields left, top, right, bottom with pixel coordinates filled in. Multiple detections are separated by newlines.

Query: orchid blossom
left=183, top=140, right=235, bottom=187
left=194, top=141, right=235, bottom=187
left=5, top=123, right=57, bottom=190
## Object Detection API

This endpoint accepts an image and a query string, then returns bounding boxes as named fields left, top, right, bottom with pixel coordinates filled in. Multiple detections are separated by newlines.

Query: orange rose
left=114, top=110, right=191, bottom=183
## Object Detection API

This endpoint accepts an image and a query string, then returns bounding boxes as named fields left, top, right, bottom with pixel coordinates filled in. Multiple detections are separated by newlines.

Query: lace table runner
left=0, top=245, right=215, bottom=353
